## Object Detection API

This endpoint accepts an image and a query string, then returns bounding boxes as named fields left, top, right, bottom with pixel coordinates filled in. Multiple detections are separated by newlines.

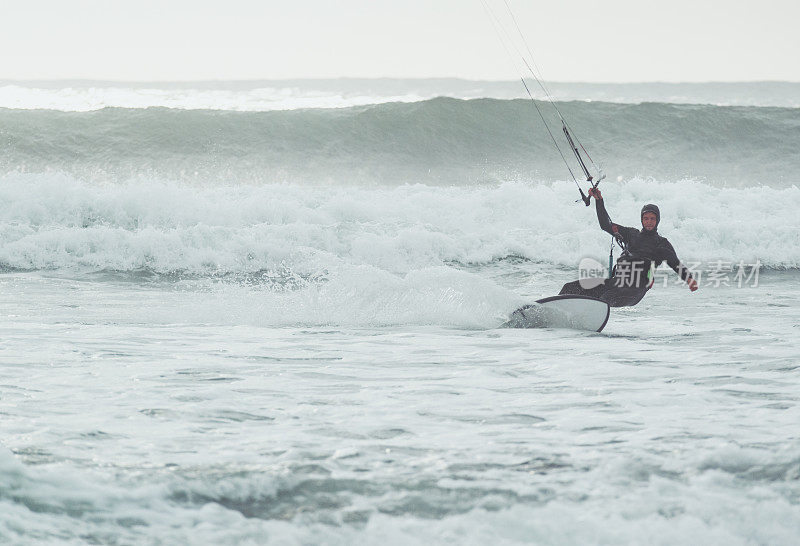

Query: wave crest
left=1, top=174, right=797, bottom=275
left=1, top=98, right=798, bottom=186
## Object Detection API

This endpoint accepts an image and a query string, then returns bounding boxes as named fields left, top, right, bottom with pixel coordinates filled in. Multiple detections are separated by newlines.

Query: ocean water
left=1, top=81, right=799, bottom=544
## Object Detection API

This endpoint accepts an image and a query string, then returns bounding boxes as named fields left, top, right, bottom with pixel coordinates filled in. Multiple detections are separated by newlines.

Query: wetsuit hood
left=641, top=203, right=660, bottom=231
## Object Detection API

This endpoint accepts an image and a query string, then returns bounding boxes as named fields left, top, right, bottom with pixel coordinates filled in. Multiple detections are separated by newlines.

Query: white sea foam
left=0, top=84, right=431, bottom=112
left=0, top=174, right=797, bottom=275
left=2, top=293, right=799, bottom=543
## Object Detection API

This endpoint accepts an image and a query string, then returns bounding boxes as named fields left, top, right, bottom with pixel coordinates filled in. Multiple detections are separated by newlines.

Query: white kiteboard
left=503, top=295, right=610, bottom=332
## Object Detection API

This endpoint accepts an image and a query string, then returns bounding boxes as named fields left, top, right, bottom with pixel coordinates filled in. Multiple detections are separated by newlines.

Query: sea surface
left=1, top=80, right=799, bottom=544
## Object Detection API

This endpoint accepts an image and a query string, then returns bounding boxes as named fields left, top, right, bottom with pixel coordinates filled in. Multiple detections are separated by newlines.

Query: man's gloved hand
left=687, top=277, right=699, bottom=292
left=588, top=187, right=602, bottom=200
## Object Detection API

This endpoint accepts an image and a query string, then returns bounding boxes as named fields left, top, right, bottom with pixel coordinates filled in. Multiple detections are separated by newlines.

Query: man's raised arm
left=589, top=188, right=635, bottom=242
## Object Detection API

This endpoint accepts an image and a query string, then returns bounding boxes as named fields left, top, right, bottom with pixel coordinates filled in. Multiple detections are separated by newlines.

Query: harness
left=610, top=224, right=655, bottom=288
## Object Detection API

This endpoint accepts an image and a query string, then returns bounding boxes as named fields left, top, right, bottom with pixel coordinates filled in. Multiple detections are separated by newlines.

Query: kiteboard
left=503, top=295, right=610, bottom=332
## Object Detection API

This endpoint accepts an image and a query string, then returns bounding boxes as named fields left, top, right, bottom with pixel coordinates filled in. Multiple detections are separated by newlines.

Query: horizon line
left=1, top=77, right=799, bottom=86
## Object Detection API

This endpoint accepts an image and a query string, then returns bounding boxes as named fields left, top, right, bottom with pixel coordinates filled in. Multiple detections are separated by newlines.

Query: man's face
left=641, top=212, right=658, bottom=231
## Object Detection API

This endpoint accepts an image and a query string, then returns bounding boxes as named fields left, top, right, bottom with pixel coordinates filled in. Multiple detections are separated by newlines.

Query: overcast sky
left=3, top=0, right=798, bottom=82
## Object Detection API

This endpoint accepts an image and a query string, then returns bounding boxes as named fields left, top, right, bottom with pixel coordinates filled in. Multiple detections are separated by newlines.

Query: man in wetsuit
left=559, top=187, right=699, bottom=307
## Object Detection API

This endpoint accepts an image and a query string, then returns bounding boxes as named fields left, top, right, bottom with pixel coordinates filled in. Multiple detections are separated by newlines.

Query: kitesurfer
left=559, top=188, right=699, bottom=307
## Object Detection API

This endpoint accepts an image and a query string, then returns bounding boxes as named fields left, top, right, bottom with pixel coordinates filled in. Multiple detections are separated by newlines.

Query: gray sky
left=3, top=0, right=798, bottom=82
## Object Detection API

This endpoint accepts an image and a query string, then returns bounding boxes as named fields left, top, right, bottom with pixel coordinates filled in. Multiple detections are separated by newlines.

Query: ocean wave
left=3, top=80, right=799, bottom=111
left=0, top=174, right=797, bottom=276
left=3, top=443, right=799, bottom=544
left=1, top=98, right=798, bottom=187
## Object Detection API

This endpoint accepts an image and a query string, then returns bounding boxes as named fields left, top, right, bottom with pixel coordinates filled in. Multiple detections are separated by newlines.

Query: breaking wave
left=1, top=98, right=798, bottom=187
left=0, top=174, right=797, bottom=276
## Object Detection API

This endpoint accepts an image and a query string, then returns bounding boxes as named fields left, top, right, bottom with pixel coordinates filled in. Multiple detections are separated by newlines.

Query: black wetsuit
left=559, top=199, right=692, bottom=307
